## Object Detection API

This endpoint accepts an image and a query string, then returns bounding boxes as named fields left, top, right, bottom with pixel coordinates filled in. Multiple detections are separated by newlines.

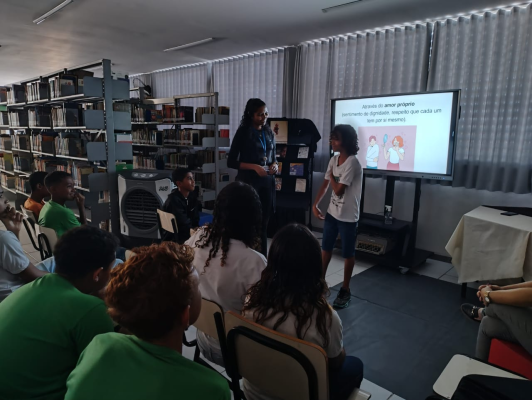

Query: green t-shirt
left=0, top=274, right=114, bottom=400
left=66, top=333, right=231, bottom=400
left=38, top=200, right=81, bottom=237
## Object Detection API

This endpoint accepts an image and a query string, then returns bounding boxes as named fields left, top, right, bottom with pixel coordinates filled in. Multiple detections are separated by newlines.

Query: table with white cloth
left=446, top=206, right=532, bottom=294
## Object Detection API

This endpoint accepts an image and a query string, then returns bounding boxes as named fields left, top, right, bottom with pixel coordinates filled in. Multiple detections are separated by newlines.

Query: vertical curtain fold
left=295, top=24, right=432, bottom=171
left=427, top=5, right=532, bottom=193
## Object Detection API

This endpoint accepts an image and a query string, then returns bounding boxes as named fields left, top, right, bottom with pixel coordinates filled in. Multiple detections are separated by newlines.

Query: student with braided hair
left=185, top=181, right=266, bottom=366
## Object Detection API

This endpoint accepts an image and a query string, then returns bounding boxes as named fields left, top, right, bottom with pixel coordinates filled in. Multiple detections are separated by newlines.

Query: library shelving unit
left=131, top=91, right=230, bottom=207
left=0, top=59, right=132, bottom=233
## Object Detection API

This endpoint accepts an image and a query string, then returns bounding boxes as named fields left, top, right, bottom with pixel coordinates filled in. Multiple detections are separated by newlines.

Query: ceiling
left=0, top=0, right=521, bottom=84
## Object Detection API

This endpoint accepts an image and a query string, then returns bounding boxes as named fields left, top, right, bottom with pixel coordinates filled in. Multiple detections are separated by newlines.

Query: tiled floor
left=12, top=223, right=462, bottom=400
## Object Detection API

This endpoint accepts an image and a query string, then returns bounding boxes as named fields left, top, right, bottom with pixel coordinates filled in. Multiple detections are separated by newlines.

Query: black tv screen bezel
left=330, top=89, right=461, bottom=181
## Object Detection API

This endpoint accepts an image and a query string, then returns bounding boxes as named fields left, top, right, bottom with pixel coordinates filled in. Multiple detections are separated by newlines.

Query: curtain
left=213, top=49, right=285, bottom=138
left=428, top=5, right=532, bottom=193
left=295, top=25, right=432, bottom=171
left=150, top=63, right=209, bottom=107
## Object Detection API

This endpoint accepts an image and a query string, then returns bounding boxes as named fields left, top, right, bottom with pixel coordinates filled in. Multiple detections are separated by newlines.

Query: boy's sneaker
left=333, top=287, right=351, bottom=309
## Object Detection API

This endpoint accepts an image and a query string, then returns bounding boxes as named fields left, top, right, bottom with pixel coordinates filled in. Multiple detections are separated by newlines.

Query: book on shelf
left=7, top=85, right=26, bottom=104
left=0, top=112, right=9, bottom=126
left=54, top=137, right=86, bottom=157
left=12, top=135, right=30, bottom=151
left=220, top=129, right=230, bottom=138
left=25, top=82, right=49, bottom=102
left=0, top=137, right=12, bottom=151
left=271, top=120, right=288, bottom=144
left=15, top=176, right=31, bottom=193
left=0, top=153, right=14, bottom=171
left=277, top=162, right=283, bottom=175
left=13, top=154, right=32, bottom=172
left=298, top=146, right=309, bottom=158
left=295, top=178, right=306, bottom=193
left=176, top=106, right=194, bottom=122
left=275, top=177, right=282, bottom=191
left=0, top=87, right=7, bottom=103
left=49, top=70, right=94, bottom=99
left=28, top=106, right=52, bottom=127
left=8, top=110, right=29, bottom=127
left=0, top=174, right=15, bottom=188
left=289, top=163, right=304, bottom=176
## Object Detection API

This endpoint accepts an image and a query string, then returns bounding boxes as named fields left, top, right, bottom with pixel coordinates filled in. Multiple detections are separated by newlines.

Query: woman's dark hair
left=243, top=223, right=332, bottom=347
left=195, top=181, right=262, bottom=271
left=330, top=124, right=359, bottom=155
left=106, top=242, right=195, bottom=341
left=239, top=98, right=266, bottom=128
left=54, top=226, right=118, bottom=279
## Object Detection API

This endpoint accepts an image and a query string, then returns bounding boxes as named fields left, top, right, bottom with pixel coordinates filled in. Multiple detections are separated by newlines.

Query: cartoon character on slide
left=365, top=135, right=379, bottom=169
left=383, top=135, right=404, bottom=171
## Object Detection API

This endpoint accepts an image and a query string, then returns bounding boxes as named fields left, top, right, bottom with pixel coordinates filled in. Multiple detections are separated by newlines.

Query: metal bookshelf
left=131, top=91, right=230, bottom=204
left=0, top=59, right=132, bottom=233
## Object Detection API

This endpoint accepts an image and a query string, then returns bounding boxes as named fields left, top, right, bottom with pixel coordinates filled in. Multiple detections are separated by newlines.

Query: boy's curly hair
left=106, top=242, right=195, bottom=341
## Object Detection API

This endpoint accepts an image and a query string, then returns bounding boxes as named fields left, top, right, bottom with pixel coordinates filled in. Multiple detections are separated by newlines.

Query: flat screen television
left=331, top=90, right=460, bottom=181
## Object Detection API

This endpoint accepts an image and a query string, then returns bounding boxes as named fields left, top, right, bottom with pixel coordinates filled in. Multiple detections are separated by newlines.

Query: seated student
left=38, top=171, right=86, bottom=237
left=462, top=282, right=532, bottom=360
left=162, top=168, right=200, bottom=243
left=23, top=171, right=49, bottom=219
left=185, top=181, right=266, bottom=366
left=64, top=242, right=230, bottom=400
left=242, top=223, right=364, bottom=400
left=0, top=190, right=47, bottom=301
left=0, top=226, right=116, bottom=400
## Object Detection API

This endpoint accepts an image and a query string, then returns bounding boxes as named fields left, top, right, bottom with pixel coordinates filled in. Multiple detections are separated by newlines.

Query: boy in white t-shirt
left=313, top=125, right=362, bottom=308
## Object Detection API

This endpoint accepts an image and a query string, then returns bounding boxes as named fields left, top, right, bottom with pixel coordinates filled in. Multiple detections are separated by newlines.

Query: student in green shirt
left=65, top=242, right=231, bottom=400
left=38, top=171, right=86, bottom=237
left=0, top=225, right=117, bottom=400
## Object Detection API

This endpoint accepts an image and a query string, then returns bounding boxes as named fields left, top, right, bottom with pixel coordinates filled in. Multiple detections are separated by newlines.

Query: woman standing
left=227, top=98, right=278, bottom=256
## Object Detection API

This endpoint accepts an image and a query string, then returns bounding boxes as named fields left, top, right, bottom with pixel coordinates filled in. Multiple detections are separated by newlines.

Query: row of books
left=163, top=129, right=216, bottom=146
left=8, top=110, right=29, bottom=127
left=12, top=135, right=30, bottom=151
left=7, top=85, right=25, bottom=104
left=275, top=177, right=307, bottom=193
left=49, top=70, right=94, bottom=99
left=131, top=106, right=230, bottom=123
left=0, top=88, right=7, bottom=103
left=0, top=137, right=12, bottom=151
left=34, top=158, right=67, bottom=173
left=15, top=176, right=30, bottom=193
left=194, top=173, right=216, bottom=191
left=55, top=137, right=86, bottom=157
left=32, top=134, right=55, bottom=154
left=0, top=112, right=8, bottom=126
left=0, top=154, right=13, bottom=170
left=52, top=105, right=82, bottom=127
left=1, top=174, right=14, bottom=188
left=25, top=82, right=49, bottom=103
left=133, top=155, right=157, bottom=170
left=14, top=154, right=32, bottom=172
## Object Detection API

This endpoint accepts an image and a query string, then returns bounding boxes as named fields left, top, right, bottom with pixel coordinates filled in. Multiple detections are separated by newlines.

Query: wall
left=311, top=173, right=532, bottom=256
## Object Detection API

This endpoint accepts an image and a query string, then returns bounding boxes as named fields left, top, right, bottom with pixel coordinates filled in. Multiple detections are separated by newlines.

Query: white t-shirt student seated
left=185, top=227, right=267, bottom=365
left=0, top=231, right=31, bottom=301
left=241, top=306, right=344, bottom=400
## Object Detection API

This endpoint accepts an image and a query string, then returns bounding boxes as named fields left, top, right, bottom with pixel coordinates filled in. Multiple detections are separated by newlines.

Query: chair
left=19, top=205, right=40, bottom=252
left=489, top=339, right=532, bottom=380
left=192, top=298, right=228, bottom=364
left=224, top=311, right=371, bottom=400
left=34, top=225, right=58, bottom=261
left=156, top=209, right=178, bottom=242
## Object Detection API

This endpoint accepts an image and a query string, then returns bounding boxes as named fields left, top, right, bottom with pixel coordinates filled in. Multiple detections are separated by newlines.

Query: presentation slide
left=333, top=92, right=455, bottom=176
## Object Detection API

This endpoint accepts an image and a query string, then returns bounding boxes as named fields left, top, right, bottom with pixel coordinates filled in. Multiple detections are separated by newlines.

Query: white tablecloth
left=446, top=206, right=532, bottom=283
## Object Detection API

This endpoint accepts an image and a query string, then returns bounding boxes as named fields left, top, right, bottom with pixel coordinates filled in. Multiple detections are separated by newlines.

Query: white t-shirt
left=185, top=228, right=267, bottom=361
left=325, top=155, right=363, bottom=223
left=242, top=306, right=344, bottom=400
left=366, top=145, right=379, bottom=167
left=0, top=231, right=30, bottom=302
left=388, top=147, right=404, bottom=164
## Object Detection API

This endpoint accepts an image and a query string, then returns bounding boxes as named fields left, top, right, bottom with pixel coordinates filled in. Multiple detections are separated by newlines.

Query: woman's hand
left=268, top=163, right=278, bottom=175
left=254, top=165, right=268, bottom=177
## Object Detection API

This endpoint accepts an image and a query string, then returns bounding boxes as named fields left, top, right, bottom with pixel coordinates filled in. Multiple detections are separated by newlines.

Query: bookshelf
left=130, top=90, right=230, bottom=208
left=0, top=59, right=132, bottom=233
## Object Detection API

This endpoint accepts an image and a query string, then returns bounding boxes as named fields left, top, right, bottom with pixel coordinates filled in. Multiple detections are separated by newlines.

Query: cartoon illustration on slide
left=365, top=135, right=379, bottom=169
left=383, top=135, right=405, bottom=171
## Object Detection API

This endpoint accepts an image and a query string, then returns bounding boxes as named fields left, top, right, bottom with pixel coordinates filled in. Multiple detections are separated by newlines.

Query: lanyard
left=255, top=129, right=267, bottom=155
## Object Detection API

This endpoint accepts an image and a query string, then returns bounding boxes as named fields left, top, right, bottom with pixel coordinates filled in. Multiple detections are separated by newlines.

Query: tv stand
left=357, top=176, right=433, bottom=270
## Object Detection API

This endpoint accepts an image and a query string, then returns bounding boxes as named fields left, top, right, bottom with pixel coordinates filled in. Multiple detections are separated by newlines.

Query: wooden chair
left=192, top=298, right=228, bottom=364
left=224, top=311, right=371, bottom=400
left=34, top=225, right=58, bottom=260
left=19, top=205, right=40, bottom=252
left=156, top=209, right=178, bottom=242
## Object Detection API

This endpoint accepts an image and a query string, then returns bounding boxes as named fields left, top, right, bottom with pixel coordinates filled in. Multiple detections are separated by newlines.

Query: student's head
left=172, top=168, right=195, bottom=193
left=369, top=135, right=377, bottom=146
left=330, top=125, right=359, bottom=156
left=0, top=189, right=11, bottom=218
left=392, top=135, right=404, bottom=148
left=29, top=171, right=50, bottom=198
left=106, top=242, right=200, bottom=341
left=54, top=226, right=118, bottom=292
left=243, top=223, right=331, bottom=346
left=240, top=98, right=268, bottom=128
left=44, top=171, right=75, bottom=201
left=196, top=181, right=261, bottom=269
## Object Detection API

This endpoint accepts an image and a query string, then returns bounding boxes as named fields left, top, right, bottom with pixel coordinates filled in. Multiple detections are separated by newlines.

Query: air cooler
left=118, top=170, right=173, bottom=239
